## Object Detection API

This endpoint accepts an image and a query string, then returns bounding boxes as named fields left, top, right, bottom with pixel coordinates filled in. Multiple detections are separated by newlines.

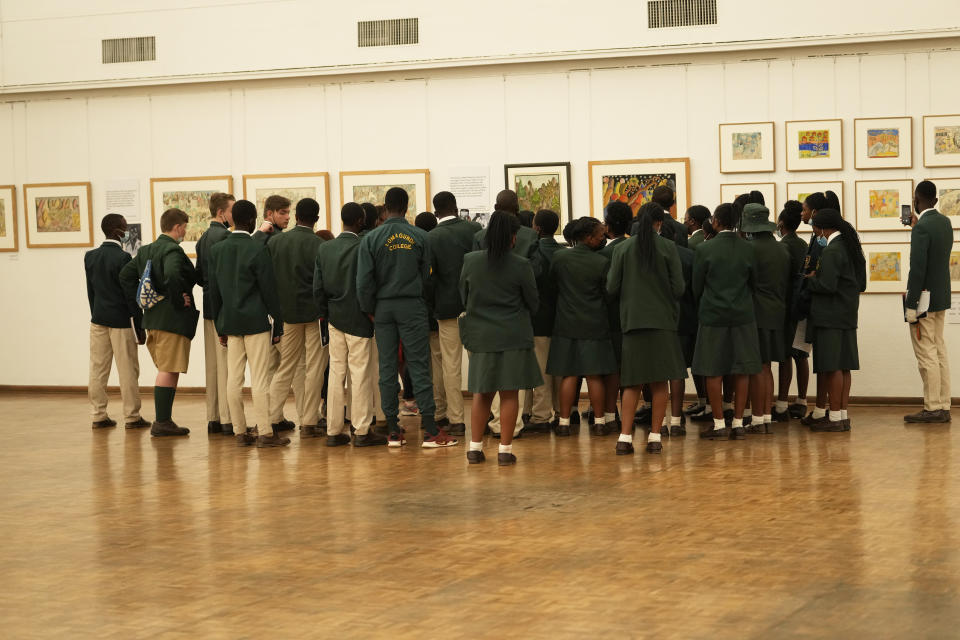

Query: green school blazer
left=906, top=209, right=954, bottom=312
left=607, top=235, right=684, bottom=332
left=780, top=232, right=808, bottom=318
left=551, top=244, right=611, bottom=339
left=687, top=229, right=705, bottom=251
left=252, top=222, right=282, bottom=246
left=808, top=237, right=864, bottom=330
left=195, top=220, right=231, bottom=320
left=208, top=232, right=284, bottom=337
left=600, top=236, right=628, bottom=334
left=675, top=244, right=697, bottom=336
left=459, top=251, right=538, bottom=352
left=85, top=241, right=143, bottom=330
left=268, top=225, right=324, bottom=324
left=749, top=234, right=791, bottom=330
left=473, top=225, right=542, bottom=277
left=692, top=231, right=756, bottom=327
left=428, top=216, right=482, bottom=319
left=119, top=234, right=199, bottom=339
left=356, top=217, right=430, bottom=314
left=314, top=232, right=373, bottom=338
left=530, top=237, right=564, bottom=336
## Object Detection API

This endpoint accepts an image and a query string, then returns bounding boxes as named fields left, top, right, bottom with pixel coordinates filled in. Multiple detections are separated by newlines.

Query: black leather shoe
left=257, top=433, right=291, bottom=447
left=236, top=431, right=257, bottom=446
left=326, top=433, right=351, bottom=447
left=729, top=426, right=746, bottom=440
left=772, top=409, right=790, bottom=422
left=300, top=425, right=325, bottom=438
left=207, top=420, right=222, bottom=434
left=274, top=419, right=296, bottom=432
left=744, top=423, right=764, bottom=434
left=221, top=423, right=234, bottom=436
left=497, top=452, right=517, bottom=466
left=436, top=417, right=450, bottom=428
left=690, top=409, right=714, bottom=423
left=92, top=418, right=116, bottom=429
left=615, top=440, right=634, bottom=455
left=800, top=412, right=827, bottom=427
left=446, top=422, right=466, bottom=436
left=554, top=423, right=572, bottom=437
left=811, top=420, right=846, bottom=432
left=467, top=450, right=485, bottom=464
left=525, top=421, right=552, bottom=433
left=904, top=410, right=950, bottom=423
left=353, top=431, right=388, bottom=447
left=585, top=407, right=595, bottom=425
left=670, top=424, right=686, bottom=437
left=700, top=427, right=729, bottom=439
left=764, top=422, right=775, bottom=434
left=125, top=418, right=151, bottom=429
left=940, top=410, right=953, bottom=422
left=150, top=420, right=189, bottom=437
left=590, top=422, right=609, bottom=436
left=646, top=441, right=662, bottom=454
left=683, top=402, right=705, bottom=415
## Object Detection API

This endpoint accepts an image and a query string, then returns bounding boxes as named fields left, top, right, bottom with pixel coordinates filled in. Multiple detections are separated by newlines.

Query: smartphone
left=901, top=204, right=913, bottom=226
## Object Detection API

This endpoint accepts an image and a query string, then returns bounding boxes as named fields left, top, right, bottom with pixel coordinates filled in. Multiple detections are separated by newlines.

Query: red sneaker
left=422, top=429, right=459, bottom=448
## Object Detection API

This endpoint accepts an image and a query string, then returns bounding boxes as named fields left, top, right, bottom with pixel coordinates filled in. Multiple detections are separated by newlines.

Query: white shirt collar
left=827, top=233, right=841, bottom=245
left=232, top=229, right=252, bottom=236
left=341, top=231, right=358, bottom=237
left=918, top=207, right=937, bottom=221
left=438, top=215, right=457, bottom=224
left=718, top=229, right=735, bottom=234
left=103, top=239, right=121, bottom=246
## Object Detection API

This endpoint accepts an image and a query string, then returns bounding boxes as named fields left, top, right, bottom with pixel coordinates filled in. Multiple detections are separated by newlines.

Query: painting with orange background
left=601, top=173, right=676, bottom=216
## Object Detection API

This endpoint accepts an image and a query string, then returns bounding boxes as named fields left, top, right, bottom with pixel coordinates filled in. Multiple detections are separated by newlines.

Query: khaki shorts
left=147, top=330, right=191, bottom=373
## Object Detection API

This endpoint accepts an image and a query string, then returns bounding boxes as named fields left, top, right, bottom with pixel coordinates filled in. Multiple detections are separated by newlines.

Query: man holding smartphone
left=904, top=180, right=953, bottom=423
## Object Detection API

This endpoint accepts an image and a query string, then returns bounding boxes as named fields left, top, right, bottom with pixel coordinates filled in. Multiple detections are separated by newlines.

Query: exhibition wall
left=1, top=36, right=959, bottom=396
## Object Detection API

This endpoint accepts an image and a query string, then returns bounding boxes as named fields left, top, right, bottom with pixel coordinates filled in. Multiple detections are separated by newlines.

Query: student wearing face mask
left=85, top=214, right=149, bottom=430
left=120, top=208, right=200, bottom=437
left=774, top=201, right=809, bottom=421
left=795, top=193, right=830, bottom=425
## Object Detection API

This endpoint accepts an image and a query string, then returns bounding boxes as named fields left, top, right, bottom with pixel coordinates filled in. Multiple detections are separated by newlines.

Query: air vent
left=357, top=18, right=419, bottom=47
left=102, top=36, right=156, bottom=63
left=648, top=0, right=717, bottom=28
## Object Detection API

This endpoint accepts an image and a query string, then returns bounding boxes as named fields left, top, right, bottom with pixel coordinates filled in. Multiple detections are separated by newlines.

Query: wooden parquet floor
left=1, top=392, right=959, bottom=639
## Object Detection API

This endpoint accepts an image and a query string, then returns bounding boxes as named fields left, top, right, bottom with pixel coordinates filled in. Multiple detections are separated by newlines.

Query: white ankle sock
left=594, top=416, right=606, bottom=426
left=840, top=409, right=848, bottom=420
left=469, top=441, right=483, bottom=451
left=661, top=417, right=669, bottom=427
left=670, top=416, right=682, bottom=426
left=813, top=407, right=826, bottom=419
left=714, top=418, right=726, bottom=430
left=763, top=414, right=772, bottom=424
left=499, top=444, right=512, bottom=454
left=648, top=432, right=661, bottom=443
left=604, top=412, right=616, bottom=423
left=775, top=400, right=788, bottom=412
left=618, top=433, right=633, bottom=443
left=732, top=418, right=743, bottom=428
left=559, top=417, right=570, bottom=426
left=743, top=407, right=752, bottom=418
left=829, top=410, right=842, bottom=422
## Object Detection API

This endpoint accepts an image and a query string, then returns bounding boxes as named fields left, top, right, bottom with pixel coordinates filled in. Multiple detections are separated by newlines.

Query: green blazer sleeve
left=606, top=247, right=624, bottom=298
left=807, top=248, right=840, bottom=294
left=119, top=258, right=139, bottom=309
left=525, top=238, right=543, bottom=279
left=520, top=260, right=539, bottom=314
left=905, top=223, right=930, bottom=309
left=356, top=235, right=376, bottom=314
left=692, top=248, right=707, bottom=303
left=209, top=257, right=223, bottom=331
left=458, top=262, right=470, bottom=310
left=85, top=260, right=96, bottom=316
left=162, top=249, right=193, bottom=310
left=118, top=252, right=143, bottom=331
left=313, top=254, right=329, bottom=320
left=666, top=242, right=685, bottom=299
left=256, top=249, right=284, bottom=338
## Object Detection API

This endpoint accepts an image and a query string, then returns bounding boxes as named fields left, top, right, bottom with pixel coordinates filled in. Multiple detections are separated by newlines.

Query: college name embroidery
left=385, top=233, right=415, bottom=251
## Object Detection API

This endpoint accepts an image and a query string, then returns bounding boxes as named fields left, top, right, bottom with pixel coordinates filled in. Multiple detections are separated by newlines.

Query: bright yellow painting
left=162, top=190, right=216, bottom=242
left=869, top=251, right=901, bottom=282
left=35, top=196, right=81, bottom=233
left=869, top=189, right=899, bottom=218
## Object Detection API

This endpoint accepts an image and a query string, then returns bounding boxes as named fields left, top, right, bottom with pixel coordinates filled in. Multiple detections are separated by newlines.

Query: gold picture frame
left=22, top=181, right=93, bottom=248
left=718, top=121, right=775, bottom=174
left=339, top=169, right=431, bottom=226
left=150, top=175, right=234, bottom=258
left=862, top=242, right=910, bottom=294
left=719, top=182, right=777, bottom=212
left=242, top=172, right=332, bottom=231
left=0, top=185, right=18, bottom=252
left=923, top=114, right=960, bottom=168
left=927, top=176, right=960, bottom=228
left=785, top=119, right=844, bottom=172
left=785, top=181, right=845, bottom=215
left=587, top=157, right=691, bottom=219
left=853, top=116, right=913, bottom=170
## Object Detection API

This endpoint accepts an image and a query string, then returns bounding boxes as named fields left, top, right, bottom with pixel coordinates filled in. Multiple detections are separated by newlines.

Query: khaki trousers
left=911, top=310, right=952, bottom=411
left=327, top=326, right=374, bottom=436
left=202, top=318, right=230, bottom=423
left=88, top=323, right=141, bottom=423
left=227, top=331, right=273, bottom=433
left=525, top=336, right=559, bottom=423
left=430, top=331, right=447, bottom=421
left=436, top=318, right=465, bottom=424
left=269, top=321, right=327, bottom=426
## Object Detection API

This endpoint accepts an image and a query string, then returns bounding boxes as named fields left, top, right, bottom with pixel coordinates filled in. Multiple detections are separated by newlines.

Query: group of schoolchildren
left=84, top=181, right=866, bottom=466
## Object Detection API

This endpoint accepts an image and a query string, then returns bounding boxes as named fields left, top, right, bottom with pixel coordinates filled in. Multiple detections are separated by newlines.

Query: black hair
left=232, top=200, right=257, bottom=230
left=562, top=220, right=577, bottom=245
left=415, top=211, right=437, bottom=232
left=702, top=220, right=716, bottom=239
left=604, top=201, right=633, bottom=236
left=635, top=202, right=665, bottom=269
left=432, top=191, right=457, bottom=215
left=685, top=205, right=710, bottom=227
left=534, top=209, right=559, bottom=236
left=295, top=197, right=320, bottom=224
left=652, top=185, right=675, bottom=210
left=713, top=202, right=738, bottom=230
left=360, top=202, right=378, bottom=230
left=916, top=180, right=937, bottom=201
left=518, top=210, right=534, bottom=228
left=732, top=193, right=750, bottom=217
left=812, top=208, right=865, bottom=284
left=824, top=190, right=841, bottom=212
left=748, top=190, right=765, bottom=206
left=804, top=192, right=828, bottom=212
left=487, top=210, right=520, bottom=266
left=384, top=187, right=409, bottom=215
left=101, top=213, right=125, bottom=237
left=341, top=202, right=364, bottom=228
left=779, top=200, right=803, bottom=232
left=568, top=216, right=604, bottom=244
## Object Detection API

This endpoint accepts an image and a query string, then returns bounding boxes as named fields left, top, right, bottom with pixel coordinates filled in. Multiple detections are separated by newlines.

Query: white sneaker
left=387, top=430, right=406, bottom=447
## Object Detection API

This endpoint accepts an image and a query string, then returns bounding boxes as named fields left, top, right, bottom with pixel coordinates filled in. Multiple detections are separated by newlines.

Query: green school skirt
left=757, top=327, right=785, bottom=364
left=467, top=349, right=544, bottom=394
left=611, top=331, right=623, bottom=366
left=620, top=329, right=688, bottom=387
left=812, top=327, right=859, bottom=373
left=691, top=323, right=762, bottom=377
left=546, top=336, right=618, bottom=377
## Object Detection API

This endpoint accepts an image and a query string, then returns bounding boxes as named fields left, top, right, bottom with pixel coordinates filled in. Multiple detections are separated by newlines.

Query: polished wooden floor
left=2, top=392, right=959, bottom=639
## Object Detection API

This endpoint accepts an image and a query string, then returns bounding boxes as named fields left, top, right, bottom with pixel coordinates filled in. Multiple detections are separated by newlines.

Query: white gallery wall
left=1, top=36, right=960, bottom=397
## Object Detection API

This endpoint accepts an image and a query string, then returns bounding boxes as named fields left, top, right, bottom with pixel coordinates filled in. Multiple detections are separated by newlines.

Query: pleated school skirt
left=691, top=323, right=762, bottom=377
left=620, top=329, right=688, bottom=387
left=757, top=326, right=785, bottom=364
left=467, top=349, right=544, bottom=394
left=545, top=336, right=618, bottom=378
left=811, top=327, right=860, bottom=373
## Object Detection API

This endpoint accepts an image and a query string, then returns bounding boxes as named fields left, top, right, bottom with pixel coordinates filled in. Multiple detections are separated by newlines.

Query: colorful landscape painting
left=162, top=190, right=216, bottom=242
left=869, top=189, right=899, bottom=218
left=255, top=187, right=317, bottom=222
left=950, top=252, right=960, bottom=282
left=799, top=130, right=830, bottom=158
left=934, top=126, right=960, bottom=155
left=352, top=184, right=417, bottom=223
left=0, top=201, right=5, bottom=237
left=867, top=128, right=899, bottom=158
left=35, top=195, right=81, bottom=233
left=515, top=174, right=561, bottom=213
left=939, top=188, right=960, bottom=216
left=601, top=173, right=676, bottom=216
left=869, top=251, right=901, bottom=282
left=732, top=132, right=762, bottom=160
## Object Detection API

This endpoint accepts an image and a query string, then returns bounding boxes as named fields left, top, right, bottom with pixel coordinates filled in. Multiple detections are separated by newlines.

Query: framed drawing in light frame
left=854, top=179, right=914, bottom=233
left=0, top=185, right=17, bottom=252
left=785, top=119, right=843, bottom=171
left=150, top=175, right=234, bottom=258
left=923, top=114, right=960, bottom=168
left=929, top=176, right=960, bottom=229
left=718, top=122, right=775, bottom=173
left=587, top=158, right=690, bottom=219
left=243, top=172, right=331, bottom=232
left=504, top=162, right=572, bottom=231
left=862, top=242, right=910, bottom=294
left=22, top=181, right=93, bottom=248
left=786, top=181, right=845, bottom=215
left=719, top=182, right=776, bottom=212
left=339, top=170, right=430, bottom=226
left=854, top=116, right=912, bottom=170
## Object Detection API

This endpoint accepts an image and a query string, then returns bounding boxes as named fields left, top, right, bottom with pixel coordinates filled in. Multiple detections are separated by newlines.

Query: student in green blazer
left=460, top=212, right=542, bottom=465
left=472, top=190, right=542, bottom=278
left=774, top=201, right=810, bottom=422
left=607, top=203, right=686, bottom=454
left=546, top=217, right=617, bottom=437
left=905, top=181, right=955, bottom=423
left=740, top=203, right=791, bottom=434
left=252, top=194, right=291, bottom=245
left=691, top=203, right=761, bottom=441
left=797, top=192, right=830, bottom=424
left=195, top=192, right=235, bottom=434
left=208, top=200, right=289, bottom=448
left=85, top=214, right=148, bottom=430
left=679, top=206, right=711, bottom=418
left=119, top=208, right=199, bottom=437
left=357, top=187, right=458, bottom=449
left=684, top=205, right=710, bottom=252
left=597, top=201, right=632, bottom=430
left=629, top=186, right=688, bottom=249
left=805, top=208, right=866, bottom=432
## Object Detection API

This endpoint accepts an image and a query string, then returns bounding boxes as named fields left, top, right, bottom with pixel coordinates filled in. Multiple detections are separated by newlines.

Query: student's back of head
left=635, top=202, right=665, bottom=269
left=432, top=191, right=458, bottom=217
left=101, top=213, right=126, bottom=239
left=824, top=190, right=841, bottom=212
left=486, top=210, right=520, bottom=267
left=341, top=202, right=364, bottom=230
left=384, top=187, right=409, bottom=215
left=295, top=198, right=320, bottom=226
left=415, top=211, right=437, bottom=232
left=231, top=200, right=257, bottom=232
left=604, top=201, right=633, bottom=237
left=652, top=185, right=675, bottom=211
left=534, top=209, right=559, bottom=237
left=779, top=200, right=803, bottom=233
left=685, top=205, right=710, bottom=232
left=360, top=202, right=379, bottom=231
left=518, top=210, right=534, bottom=228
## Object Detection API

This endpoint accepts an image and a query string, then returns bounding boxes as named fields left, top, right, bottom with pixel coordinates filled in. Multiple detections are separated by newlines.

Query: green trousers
left=374, top=298, right=436, bottom=431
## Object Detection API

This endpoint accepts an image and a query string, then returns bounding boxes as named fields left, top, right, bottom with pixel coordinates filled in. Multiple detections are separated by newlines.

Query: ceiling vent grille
left=648, top=0, right=717, bottom=28
left=102, top=36, right=156, bottom=63
left=357, top=18, right=419, bottom=47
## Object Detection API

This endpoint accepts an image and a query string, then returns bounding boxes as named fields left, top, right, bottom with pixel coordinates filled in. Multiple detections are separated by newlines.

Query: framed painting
left=0, top=185, right=17, bottom=252
left=786, top=181, right=845, bottom=214
left=923, top=114, right=960, bottom=168
left=339, top=169, right=430, bottom=226
left=243, top=172, right=331, bottom=231
left=719, top=182, right=776, bottom=211
left=952, top=250, right=960, bottom=292
left=854, top=179, right=914, bottom=232
left=929, top=177, right=960, bottom=228
left=150, top=175, right=234, bottom=258
left=504, top=162, right=572, bottom=228
left=854, top=116, right=913, bottom=170
left=785, top=119, right=843, bottom=171
left=22, top=182, right=93, bottom=248
left=588, top=158, right=690, bottom=219
left=862, top=243, right=909, bottom=294
left=718, top=122, right=775, bottom=173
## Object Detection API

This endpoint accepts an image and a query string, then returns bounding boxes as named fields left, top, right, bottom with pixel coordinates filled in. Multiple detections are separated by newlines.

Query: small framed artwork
left=930, top=177, right=960, bottom=228
left=0, top=185, right=17, bottom=252
left=22, top=182, right=93, bottom=248
left=863, top=243, right=909, bottom=294
left=785, top=181, right=845, bottom=213
left=785, top=119, right=843, bottom=171
left=339, top=169, right=430, bottom=226
left=150, top=175, right=234, bottom=258
left=719, top=182, right=776, bottom=211
left=854, top=116, right=913, bottom=170
left=718, top=122, right=775, bottom=173
left=854, top=179, right=914, bottom=232
left=588, top=157, right=690, bottom=219
left=504, top=162, right=572, bottom=228
left=243, top=172, right=331, bottom=230
left=923, top=114, right=960, bottom=168
left=951, top=251, right=960, bottom=292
